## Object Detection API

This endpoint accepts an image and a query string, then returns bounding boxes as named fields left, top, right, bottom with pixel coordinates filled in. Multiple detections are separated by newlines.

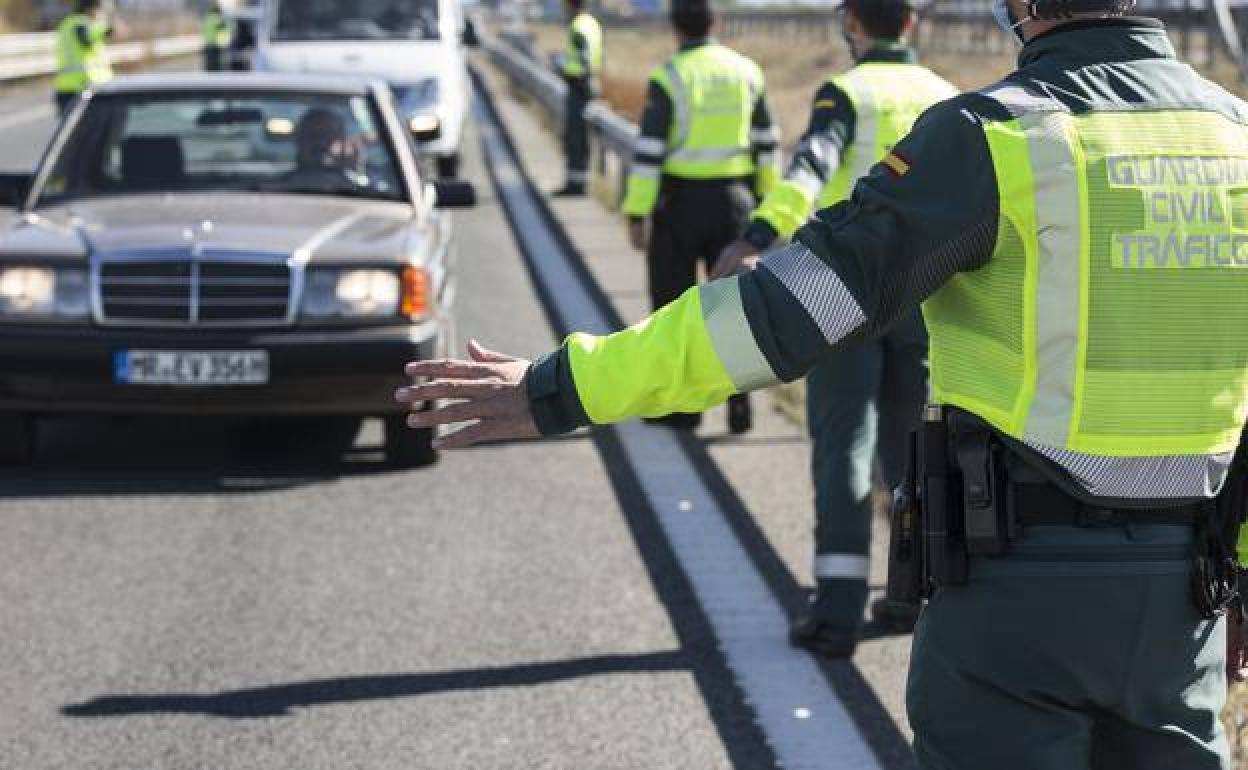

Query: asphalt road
left=0, top=61, right=912, bottom=769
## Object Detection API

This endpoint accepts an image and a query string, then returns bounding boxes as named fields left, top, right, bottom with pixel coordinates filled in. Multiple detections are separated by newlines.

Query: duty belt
left=1010, top=483, right=1203, bottom=528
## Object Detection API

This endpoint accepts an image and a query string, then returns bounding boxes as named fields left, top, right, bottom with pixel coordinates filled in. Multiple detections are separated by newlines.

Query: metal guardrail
left=0, top=33, right=201, bottom=82
left=487, top=32, right=638, bottom=208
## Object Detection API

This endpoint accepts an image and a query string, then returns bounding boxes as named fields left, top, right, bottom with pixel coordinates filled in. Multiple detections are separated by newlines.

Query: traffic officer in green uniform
left=621, top=0, right=779, bottom=432
left=554, top=0, right=603, bottom=197
left=399, top=0, right=1248, bottom=765
left=201, top=1, right=233, bottom=73
left=55, top=0, right=117, bottom=116
left=713, top=0, right=957, bottom=657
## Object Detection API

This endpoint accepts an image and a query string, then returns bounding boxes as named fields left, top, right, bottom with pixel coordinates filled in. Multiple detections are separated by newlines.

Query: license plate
left=115, top=350, right=269, bottom=386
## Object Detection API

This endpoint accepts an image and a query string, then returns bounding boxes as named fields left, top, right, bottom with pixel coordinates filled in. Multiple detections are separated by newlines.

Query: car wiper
left=272, top=185, right=395, bottom=201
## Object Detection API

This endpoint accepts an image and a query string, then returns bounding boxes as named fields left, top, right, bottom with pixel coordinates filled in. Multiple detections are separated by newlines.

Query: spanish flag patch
left=881, top=151, right=911, bottom=177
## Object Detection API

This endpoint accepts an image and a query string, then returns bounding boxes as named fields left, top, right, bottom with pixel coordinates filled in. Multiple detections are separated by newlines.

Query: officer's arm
left=745, top=81, right=856, bottom=250
left=561, top=28, right=589, bottom=79
left=749, top=81, right=781, bottom=199
left=527, top=99, right=1001, bottom=433
left=621, top=78, right=672, bottom=220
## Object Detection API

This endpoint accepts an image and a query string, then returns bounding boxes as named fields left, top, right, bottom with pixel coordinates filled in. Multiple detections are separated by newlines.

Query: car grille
left=97, top=258, right=293, bottom=326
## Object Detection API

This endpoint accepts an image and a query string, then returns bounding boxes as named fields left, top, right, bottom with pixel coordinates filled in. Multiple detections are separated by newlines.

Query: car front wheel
left=384, top=414, right=438, bottom=468
left=0, top=412, right=34, bottom=465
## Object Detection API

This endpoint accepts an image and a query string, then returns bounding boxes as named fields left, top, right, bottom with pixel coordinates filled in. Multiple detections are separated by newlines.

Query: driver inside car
left=289, top=107, right=366, bottom=184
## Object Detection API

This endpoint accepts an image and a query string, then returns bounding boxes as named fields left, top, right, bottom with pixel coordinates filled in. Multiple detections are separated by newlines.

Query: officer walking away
left=55, top=0, right=119, bottom=116
left=401, top=0, right=1248, bottom=764
left=714, top=0, right=956, bottom=658
left=554, top=0, right=603, bottom=197
left=201, top=1, right=233, bottom=73
left=621, top=0, right=779, bottom=432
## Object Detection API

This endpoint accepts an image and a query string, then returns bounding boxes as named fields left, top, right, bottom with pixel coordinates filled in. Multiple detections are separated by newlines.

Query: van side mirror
left=433, top=179, right=476, bottom=208
left=0, top=173, right=33, bottom=208
left=462, top=19, right=480, bottom=47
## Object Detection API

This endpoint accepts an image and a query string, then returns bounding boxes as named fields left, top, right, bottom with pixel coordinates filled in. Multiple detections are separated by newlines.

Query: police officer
left=201, top=1, right=233, bottom=73
left=400, top=0, right=1248, bottom=765
left=554, top=0, right=603, bottom=197
left=55, top=0, right=116, bottom=116
left=621, top=0, right=779, bottom=432
left=712, top=0, right=956, bottom=657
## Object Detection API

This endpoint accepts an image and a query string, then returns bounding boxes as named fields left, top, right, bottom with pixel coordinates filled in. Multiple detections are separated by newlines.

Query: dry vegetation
left=527, top=17, right=1248, bottom=765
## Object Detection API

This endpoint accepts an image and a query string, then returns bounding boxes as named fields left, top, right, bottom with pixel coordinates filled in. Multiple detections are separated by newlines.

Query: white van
left=256, top=0, right=471, bottom=178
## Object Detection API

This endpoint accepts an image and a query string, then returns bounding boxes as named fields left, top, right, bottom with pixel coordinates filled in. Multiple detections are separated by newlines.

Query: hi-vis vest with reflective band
left=55, top=14, right=112, bottom=94
left=753, top=61, right=956, bottom=241
left=923, top=82, right=1248, bottom=457
left=562, top=12, right=603, bottom=78
left=202, top=11, right=232, bottom=48
left=652, top=43, right=762, bottom=180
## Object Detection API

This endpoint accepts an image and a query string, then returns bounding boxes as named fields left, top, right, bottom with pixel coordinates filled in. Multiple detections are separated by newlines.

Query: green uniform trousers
left=907, top=523, right=1229, bottom=770
left=805, top=309, right=927, bottom=629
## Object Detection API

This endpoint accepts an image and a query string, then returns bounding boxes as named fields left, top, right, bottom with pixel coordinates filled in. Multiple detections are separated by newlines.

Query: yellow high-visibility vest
left=561, top=12, right=602, bottom=78
left=55, top=13, right=113, bottom=95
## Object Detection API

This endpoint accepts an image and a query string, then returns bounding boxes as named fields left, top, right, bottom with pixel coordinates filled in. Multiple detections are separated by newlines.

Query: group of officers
left=52, top=0, right=241, bottom=115
left=556, top=0, right=955, bottom=660
left=396, top=0, right=1248, bottom=766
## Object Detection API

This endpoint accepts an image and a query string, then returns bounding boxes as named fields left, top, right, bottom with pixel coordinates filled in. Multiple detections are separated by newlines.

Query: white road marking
left=476, top=96, right=885, bottom=770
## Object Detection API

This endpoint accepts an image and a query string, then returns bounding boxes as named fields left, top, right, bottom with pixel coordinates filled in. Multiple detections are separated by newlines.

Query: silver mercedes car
left=0, top=73, right=475, bottom=466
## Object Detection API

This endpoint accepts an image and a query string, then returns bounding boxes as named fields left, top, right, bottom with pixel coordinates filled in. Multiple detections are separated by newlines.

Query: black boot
left=553, top=180, right=587, bottom=197
left=727, top=393, right=752, bottom=434
left=788, top=614, right=859, bottom=659
left=870, top=596, right=921, bottom=634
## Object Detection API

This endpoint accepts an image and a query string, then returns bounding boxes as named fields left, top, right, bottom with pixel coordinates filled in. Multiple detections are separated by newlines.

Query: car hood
left=1, top=194, right=418, bottom=263
left=260, top=40, right=456, bottom=83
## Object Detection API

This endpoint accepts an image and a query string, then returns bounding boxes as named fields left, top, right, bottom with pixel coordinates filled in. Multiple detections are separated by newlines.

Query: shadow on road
left=0, top=415, right=422, bottom=499
left=61, top=650, right=687, bottom=719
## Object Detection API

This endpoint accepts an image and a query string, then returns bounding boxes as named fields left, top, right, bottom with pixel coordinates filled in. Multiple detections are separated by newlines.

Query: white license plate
left=115, top=350, right=269, bottom=386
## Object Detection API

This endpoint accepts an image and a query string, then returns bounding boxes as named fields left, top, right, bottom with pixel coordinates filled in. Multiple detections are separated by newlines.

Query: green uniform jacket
left=526, top=19, right=1247, bottom=505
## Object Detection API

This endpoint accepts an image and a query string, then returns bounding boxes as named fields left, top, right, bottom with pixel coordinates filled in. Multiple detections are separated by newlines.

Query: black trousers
left=563, top=80, right=592, bottom=180
left=55, top=91, right=77, bottom=116
left=647, top=176, right=755, bottom=308
left=203, top=45, right=223, bottom=72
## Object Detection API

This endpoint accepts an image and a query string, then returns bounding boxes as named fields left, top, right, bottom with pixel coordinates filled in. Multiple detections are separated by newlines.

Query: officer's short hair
left=565, top=0, right=585, bottom=11
left=76, top=0, right=101, bottom=10
left=670, top=0, right=714, bottom=38
left=844, top=0, right=914, bottom=39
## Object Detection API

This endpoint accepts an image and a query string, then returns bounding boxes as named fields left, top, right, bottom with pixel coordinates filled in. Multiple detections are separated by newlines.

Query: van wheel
left=437, top=153, right=460, bottom=179
left=384, top=414, right=438, bottom=468
left=0, top=413, right=34, bottom=465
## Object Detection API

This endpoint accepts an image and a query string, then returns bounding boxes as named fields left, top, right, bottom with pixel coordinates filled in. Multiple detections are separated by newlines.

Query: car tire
left=436, top=153, right=460, bottom=179
left=0, top=413, right=34, bottom=465
left=384, top=414, right=438, bottom=468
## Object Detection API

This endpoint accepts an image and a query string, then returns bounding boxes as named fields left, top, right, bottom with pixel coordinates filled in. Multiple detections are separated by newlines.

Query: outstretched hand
left=395, top=340, right=539, bottom=450
left=710, top=239, right=761, bottom=280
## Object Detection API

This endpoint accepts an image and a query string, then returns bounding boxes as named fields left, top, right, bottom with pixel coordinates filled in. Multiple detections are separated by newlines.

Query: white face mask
left=992, top=0, right=1028, bottom=42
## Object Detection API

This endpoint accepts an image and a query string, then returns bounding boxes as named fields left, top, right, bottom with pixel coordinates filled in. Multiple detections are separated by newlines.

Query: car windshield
left=273, top=0, right=440, bottom=41
left=37, top=91, right=407, bottom=205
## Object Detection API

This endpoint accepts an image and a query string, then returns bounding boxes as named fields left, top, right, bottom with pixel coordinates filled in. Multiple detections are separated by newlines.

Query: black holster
left=1193, top=441, right=1248, bottom=618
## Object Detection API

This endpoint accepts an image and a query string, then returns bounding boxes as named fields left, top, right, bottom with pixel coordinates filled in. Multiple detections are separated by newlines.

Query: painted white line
left=476, top=97, right=885, bottom=770
left=0, top=103, right=53, bottom=133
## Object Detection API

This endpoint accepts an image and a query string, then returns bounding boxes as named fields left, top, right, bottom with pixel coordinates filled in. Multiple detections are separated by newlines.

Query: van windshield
left=273, top=0, right=440, bottom=42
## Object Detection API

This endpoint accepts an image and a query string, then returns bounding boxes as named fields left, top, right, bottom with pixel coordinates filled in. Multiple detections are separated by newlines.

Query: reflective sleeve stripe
left=663, top=62, right=692, bottom=150
left=700, top=277, right=779, bottom=391
left=634, top=137, right=666, bottom=157
left=788, top=166, right=823, bottom=198
left=629, top=163, right=661, bottom=179
left=751, top=126, right=781, bottom=144
left=759, top=242, right=866, bottom=344
left=567, top=286, right=738, bottom=424
left=814, top=553, right=869, bottom=580
left=756, top=150, right=778, bottom=167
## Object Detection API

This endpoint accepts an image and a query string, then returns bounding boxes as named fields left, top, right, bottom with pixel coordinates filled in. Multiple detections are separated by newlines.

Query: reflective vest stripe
left=666, top=146, right=751, bottom=163
left=663, top=61, right=692, bottom=151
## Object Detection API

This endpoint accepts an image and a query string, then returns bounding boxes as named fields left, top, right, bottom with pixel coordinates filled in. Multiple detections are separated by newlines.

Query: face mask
left=992, top=0, right=1028, bottom=42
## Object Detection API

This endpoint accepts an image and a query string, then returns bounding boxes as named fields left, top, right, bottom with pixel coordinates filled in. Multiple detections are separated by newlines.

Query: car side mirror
left=433, top=179, right=476, bottom=208
left=462, top=19, right=480, bottom=47
left=0, top=172, right=33, bottom=208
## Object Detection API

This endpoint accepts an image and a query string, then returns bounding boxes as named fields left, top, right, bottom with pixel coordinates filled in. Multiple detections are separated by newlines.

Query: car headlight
left=0, top=266, right=88, bottom=322
left=301, top=267, right=429, bottom=322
